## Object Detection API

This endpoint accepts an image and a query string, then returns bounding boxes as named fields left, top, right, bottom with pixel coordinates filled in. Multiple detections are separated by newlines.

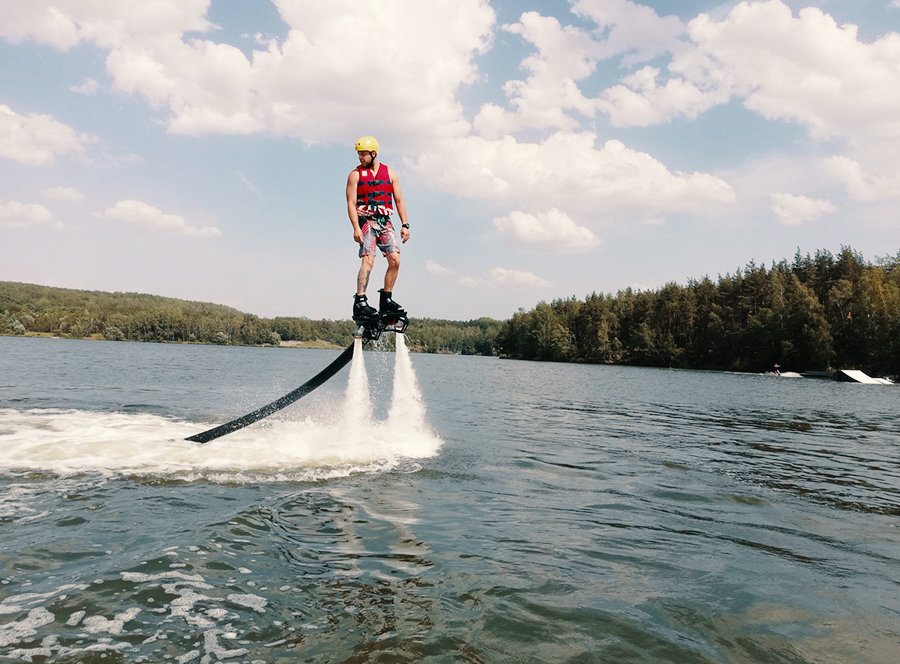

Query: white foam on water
left=0, top=607, right=55, bottom=648
left=225, top=593, right=268, bottom=613
left=0, top=569, right=262, bottom=661
left=81, top=607, right=142, bottom=635
left=0, top=584, right=90, bottom=615
left=66, top=611, right=86, bottom=627
left=121, top=571, right=209, bottom=586
left=176, top=650, right=201, bottom=664
left=0, top=338, right=441, bottom=482
left=202, top=630, right=250, bottom=661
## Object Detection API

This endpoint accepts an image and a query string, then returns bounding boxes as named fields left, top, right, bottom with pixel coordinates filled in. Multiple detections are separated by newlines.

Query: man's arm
left=389, top=167, right=410, bottom=244
left=346, top=170, right=364, bottom=244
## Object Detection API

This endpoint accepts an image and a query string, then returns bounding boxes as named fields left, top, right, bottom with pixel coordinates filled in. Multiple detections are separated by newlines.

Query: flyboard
left=185, top=310, right=408, bottom=443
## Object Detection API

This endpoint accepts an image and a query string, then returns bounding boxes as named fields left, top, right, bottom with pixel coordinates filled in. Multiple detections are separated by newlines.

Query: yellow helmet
left=354, top=136, right=379, bottom=153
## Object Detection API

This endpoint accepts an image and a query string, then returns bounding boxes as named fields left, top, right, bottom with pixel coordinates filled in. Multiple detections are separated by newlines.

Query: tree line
left=0, top=281, right=500, bottom=355
left=496, top=247, right=900, bottom=377
left=4, top=246, right=898, bottom=373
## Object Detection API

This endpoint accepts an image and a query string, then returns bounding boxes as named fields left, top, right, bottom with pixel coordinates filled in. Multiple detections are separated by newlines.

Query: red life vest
left=356, top=163, right=394, bottom=216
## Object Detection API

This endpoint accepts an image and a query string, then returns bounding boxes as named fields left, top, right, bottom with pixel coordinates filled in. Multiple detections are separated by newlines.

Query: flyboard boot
left=378, top=289, right=409, bottom=335
left=353, top=294, right=382, bottom=341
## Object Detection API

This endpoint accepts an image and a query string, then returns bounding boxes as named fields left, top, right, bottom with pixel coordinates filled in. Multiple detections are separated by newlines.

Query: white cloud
left=458, top=276, right=480, bottom=287
left=463, top=0, right=900, bottom=231
left=99, top=200, right=221, bottom=237
left=0, top=104, right=95, bottom=165
left=684, top=3, right=900, bottom=140
left=770, top=192, right=836, bottom=225
left=0, top=0, right=212, bottom=50
left=417, top=133, right=734, bottom=223
left=487, top=267, right=550, bottom=288
left=237, top=172, right=262, bottom=199
left=475, top=2, right=686, bottom=137
left=0, top=198, right=62, bottom=229
left=425, top=260, right=451, bottom=275
left=1, top=0, right=495, bottom=146
left=474, top=12, right=598, bottom=139
left=597, top=65, right=727, bottom=127
left=519, top=0, right=900, bottom=205
left=42, top=186, right=85, bottom=203
left=823, top=156, right=900, bottom=202
left=596, top=1, right=900, bottom=143
left=458, top=267, right=550, bottom=288
left=70, top=78, right=99, bottom=95
left=572, top=0, right=684, bottom=63
left=493, top=209, right=601, bottom=253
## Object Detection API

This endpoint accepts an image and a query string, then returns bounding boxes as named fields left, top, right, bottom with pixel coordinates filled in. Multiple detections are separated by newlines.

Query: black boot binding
left=352, top=294, right=378, bottom=324
left=353, top=292, right=408, bottom=342
left=379, top=289, right=406, bottom=317
left=377, top=289, right=409, bottom=337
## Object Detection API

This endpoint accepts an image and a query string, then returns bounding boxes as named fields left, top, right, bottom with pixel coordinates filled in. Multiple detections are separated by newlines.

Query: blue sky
left=2, top=0, right=899, bottom=321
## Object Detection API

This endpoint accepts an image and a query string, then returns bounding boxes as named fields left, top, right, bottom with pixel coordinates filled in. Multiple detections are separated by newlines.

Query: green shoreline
left=5, top=244, right=900, bottom=375
left=1, top=331, right=345, bottom=350
left=0, top=281, right=501, bottom=356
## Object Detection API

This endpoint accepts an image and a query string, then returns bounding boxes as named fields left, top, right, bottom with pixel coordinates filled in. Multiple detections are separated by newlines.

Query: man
left=346, top=135, right=410, bottom=322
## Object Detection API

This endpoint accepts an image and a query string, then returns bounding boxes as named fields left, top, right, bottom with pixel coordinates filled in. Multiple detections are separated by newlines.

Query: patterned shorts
left=359, top=215, right=400, bottom=258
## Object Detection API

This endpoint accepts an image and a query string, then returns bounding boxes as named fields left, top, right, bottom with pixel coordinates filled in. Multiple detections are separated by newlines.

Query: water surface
left=1, top=336, right=898, bottom=663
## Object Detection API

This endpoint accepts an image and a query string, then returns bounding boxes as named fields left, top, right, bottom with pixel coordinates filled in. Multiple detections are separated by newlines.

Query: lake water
left=1, top=335, right=898, bottom=663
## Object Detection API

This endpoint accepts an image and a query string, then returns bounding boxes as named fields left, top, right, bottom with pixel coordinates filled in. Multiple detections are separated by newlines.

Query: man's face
left=357, top=151, right=375, bottom=167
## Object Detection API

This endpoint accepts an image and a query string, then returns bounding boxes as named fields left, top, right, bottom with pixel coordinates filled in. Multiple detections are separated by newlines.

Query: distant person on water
left=346, top=135, right=410, bottom=322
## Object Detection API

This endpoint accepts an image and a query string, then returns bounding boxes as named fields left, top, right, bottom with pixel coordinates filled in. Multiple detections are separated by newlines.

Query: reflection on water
left=1, top=336, right=899, bottom=663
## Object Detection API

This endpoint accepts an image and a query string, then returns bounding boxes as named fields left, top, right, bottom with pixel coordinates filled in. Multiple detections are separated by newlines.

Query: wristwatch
left=402, top=223, right=410, bottom=228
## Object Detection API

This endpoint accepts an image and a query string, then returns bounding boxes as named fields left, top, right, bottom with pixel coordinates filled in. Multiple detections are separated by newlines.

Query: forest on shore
left=497, top=247, right=900, bottom=377
left=3, top=246, right=899, bottom=376
left=0, top=281, right=500, bottom=356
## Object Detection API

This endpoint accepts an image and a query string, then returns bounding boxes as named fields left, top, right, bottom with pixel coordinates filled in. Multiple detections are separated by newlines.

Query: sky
left=2, top=0, right=899, bottom=322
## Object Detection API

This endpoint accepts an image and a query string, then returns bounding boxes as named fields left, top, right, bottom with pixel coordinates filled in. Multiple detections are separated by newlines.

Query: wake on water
left=0, top=335, right=441, bottom=483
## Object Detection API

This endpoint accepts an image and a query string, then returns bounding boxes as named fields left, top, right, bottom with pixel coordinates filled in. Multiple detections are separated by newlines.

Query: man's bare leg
left=353, top=255, right=379, bottom=321
left=357, top=255, right=375, bottom=295
left=383, top=252, right=400, bottom=292
left=378, top=251, right=404, bottom=314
